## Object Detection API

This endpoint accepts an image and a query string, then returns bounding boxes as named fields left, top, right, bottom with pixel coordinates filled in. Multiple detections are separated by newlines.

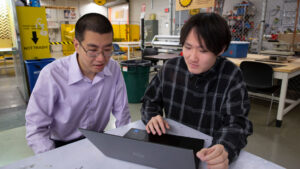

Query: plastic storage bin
left=25, top=58, right=55, bottom=92
left=222, top=41, right=250, bottom=58
left=120, top=60, right=151, bottom=103
left=30, top=0, right=41, bottom=7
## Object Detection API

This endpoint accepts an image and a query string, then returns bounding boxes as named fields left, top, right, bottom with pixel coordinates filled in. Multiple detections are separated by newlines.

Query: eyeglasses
left=79, top=42, right=113, bottom=58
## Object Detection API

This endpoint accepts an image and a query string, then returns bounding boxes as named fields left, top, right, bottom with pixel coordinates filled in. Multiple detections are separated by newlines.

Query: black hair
left=180, top=13, right=231, bottom=56
left=75, top=13, right=113, bottom=42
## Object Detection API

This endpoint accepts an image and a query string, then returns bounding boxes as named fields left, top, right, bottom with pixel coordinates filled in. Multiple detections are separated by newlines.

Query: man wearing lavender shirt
left=25, top=13, right=131, bottom=154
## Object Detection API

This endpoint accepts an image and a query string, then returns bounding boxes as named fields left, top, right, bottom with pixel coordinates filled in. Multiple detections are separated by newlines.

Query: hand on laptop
left=196, top=144, right=229, bottom=169
left=146, top=115, right=170, bottom=136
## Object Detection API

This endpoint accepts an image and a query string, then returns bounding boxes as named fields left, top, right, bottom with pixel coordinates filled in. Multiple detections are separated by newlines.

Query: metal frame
left=274, top=70, right=300, bottom=127
left=115, top=41, right=151, bottom=60
left=9, top=0, right=29, bottom=102
left=151, top=35, right=181, bottom=50
left=249, top=70, right=300, bottom=127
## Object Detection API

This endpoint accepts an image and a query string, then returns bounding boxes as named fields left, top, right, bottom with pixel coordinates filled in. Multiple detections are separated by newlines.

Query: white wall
left=129, top=0, right=171, bottom=35
left=78, top=0, right=107, bottom=17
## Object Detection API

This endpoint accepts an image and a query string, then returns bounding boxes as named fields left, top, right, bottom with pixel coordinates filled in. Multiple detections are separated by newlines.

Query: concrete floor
left=0, top=74, right=300, bottom=168
left=0, top=73, right=26, bottom=132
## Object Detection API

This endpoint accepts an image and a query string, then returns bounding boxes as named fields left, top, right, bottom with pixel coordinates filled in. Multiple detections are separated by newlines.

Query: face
left=74, top=30, right=113, bottom=78
left=182, top=28, right=218, bottom=74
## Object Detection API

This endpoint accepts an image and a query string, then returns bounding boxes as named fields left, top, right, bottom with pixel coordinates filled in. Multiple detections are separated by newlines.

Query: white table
left=0, top=120, right=285, bottom=169
left=228, top=54, right=300, bottom=127
left=116, top=41, right=151, bottom=60
left=0, top=48, right=13, bottom=52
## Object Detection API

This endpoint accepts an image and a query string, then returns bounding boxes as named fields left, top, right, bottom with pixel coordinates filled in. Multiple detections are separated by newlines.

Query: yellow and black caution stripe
left=50, top=41, right=73, bottom=45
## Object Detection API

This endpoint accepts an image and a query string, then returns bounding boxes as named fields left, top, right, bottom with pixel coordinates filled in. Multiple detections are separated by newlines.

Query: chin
left=189, top=70, right=201, bottom=74
left=96, top=69, right=104, bottom=73
left=93, top=68, right=104, bottom=73
left=188, top=67, right=202, bottom=74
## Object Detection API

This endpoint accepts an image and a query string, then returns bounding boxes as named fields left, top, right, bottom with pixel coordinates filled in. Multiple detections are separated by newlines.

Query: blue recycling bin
left=25, top=58, right=55, bottom=92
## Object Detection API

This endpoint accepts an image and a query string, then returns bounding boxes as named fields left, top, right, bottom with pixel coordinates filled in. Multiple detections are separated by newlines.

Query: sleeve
left=25, top=67, right=57, bottom=154
left=112, top=65, right=131, bottom=127
left=212, top=68, right=253, bottom=163
left=141, top=69, right=164, bottom=125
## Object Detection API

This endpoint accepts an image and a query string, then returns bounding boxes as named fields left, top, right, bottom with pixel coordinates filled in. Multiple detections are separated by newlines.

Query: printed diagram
left=35, top=18, right=48, bottom=36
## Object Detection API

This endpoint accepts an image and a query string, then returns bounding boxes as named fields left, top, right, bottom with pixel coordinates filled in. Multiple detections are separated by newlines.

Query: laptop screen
left=124, top=128, right=204, bottom=168
left=80, top=128, right=204, bottom=169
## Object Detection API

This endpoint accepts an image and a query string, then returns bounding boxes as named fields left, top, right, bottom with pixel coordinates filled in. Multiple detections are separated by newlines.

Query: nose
left=189, top=49, right=198, bottom=62
left=95, top=52, right=106, bottom=62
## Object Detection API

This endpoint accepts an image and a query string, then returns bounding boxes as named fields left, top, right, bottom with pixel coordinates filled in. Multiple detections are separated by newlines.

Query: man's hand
left=196, top=144, right=229, bottom=169
left=145, top=115, right=170, bottom=135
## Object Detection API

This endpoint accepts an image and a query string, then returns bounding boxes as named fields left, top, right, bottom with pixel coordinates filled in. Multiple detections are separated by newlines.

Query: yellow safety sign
left=16, top=7, right=51, bottom=60
left=61, top=24, right=75, bottom=56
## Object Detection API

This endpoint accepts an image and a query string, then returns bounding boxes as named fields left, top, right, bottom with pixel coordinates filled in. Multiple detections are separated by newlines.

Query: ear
left=217, top=46, right=226, bottom=56
left=74, top=38, right=80, bottom=52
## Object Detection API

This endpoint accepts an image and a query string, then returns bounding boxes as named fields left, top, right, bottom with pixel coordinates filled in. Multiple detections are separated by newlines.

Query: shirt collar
left=68, top=53, right=113, bottom=85
left=101, top=61, right=112, bottom=77
left=68, top=52, right=84, bottom=85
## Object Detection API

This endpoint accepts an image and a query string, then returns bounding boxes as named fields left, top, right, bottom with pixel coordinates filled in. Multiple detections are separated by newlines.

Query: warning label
left=24, top=45, right=48, bottom=50
left=16, top=7, right=51, bottom=60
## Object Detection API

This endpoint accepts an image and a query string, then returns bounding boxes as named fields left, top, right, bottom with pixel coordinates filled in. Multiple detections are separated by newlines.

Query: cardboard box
left=278, top=33, right=300, bottom=44
left=278, top=33, right=300, bottom=51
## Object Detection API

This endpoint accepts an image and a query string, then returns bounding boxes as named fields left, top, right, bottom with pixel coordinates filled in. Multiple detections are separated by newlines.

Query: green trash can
left=120, top=60, right=151, bottom=103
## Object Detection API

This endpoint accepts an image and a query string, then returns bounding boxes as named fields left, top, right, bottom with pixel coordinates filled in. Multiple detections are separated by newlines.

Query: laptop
left=79, top=128, right=204, bottom=169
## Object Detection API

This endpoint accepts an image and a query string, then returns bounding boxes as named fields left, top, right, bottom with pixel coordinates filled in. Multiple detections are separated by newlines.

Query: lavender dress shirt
left=25, top=53, right=131, bottom=154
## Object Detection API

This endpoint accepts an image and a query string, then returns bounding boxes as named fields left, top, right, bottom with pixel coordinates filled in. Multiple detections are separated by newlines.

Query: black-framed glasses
left=79, top=42, right=113, bottom=58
